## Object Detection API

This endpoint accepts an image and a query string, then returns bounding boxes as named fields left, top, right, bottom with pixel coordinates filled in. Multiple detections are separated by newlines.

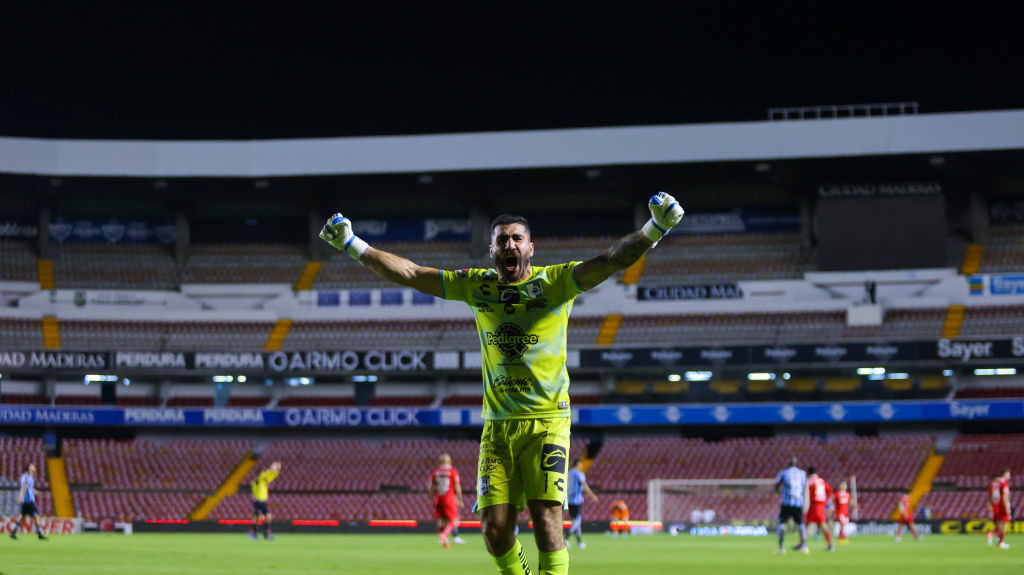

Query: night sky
left=2, top=4, right=1022, bottom=139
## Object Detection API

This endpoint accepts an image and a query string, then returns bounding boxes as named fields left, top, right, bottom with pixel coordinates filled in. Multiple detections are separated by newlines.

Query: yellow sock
left=538, top=547, right=569, bottom=575
left=493, top=539, right=533, bottom=575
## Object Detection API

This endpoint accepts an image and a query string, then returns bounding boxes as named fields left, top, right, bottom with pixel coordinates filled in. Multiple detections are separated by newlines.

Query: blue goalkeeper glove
left=641, top=191, right=685, bottom=243
left=319, top=213, right=369, bottom=260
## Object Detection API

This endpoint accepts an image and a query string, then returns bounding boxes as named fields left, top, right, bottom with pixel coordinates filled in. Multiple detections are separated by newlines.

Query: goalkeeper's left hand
left=319, top=212, right=369, bottom=260
left=641, top=191, right=685, bottom=243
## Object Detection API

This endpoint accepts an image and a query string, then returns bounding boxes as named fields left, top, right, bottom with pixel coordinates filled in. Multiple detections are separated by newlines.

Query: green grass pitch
left=1, top=532, right=1017, bottom=574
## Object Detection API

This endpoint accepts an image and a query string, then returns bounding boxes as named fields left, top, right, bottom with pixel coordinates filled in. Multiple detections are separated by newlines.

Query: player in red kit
left=803, top=468, right=834, bottom=551
left=894, top=491, right=919, bottom=542
left=832, top=479, right=856, bottom=544
left=987, top=468, right=1012, bottom=549
left=430, top=453, right=464, bottom=549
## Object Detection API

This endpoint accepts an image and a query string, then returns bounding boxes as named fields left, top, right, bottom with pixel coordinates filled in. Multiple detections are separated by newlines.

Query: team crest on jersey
left=540, top=444, right=567, bottom=473
left=486, top=323, right=540, bottom=359
left=525, top=280, right=543, bottom=299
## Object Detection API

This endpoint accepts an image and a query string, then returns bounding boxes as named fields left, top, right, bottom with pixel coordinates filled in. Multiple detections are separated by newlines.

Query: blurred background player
left=429, top=453, right=465, bottom=549
left=9, top=463, right=46, bottom=541
left=250, top=461, right=281, bottom=541
left=894, top=490, right=920, bottom=542
left=986, top=468, right=1012, bottom=549
left=833, top=479, right=856, bottom=544
left=610, top=499, right=629, bottom=538
left=774, top=456, right=807, bottom=554
left=804, top=467, right=834, bottom=552
left=565, top=459, right=598, bottom=549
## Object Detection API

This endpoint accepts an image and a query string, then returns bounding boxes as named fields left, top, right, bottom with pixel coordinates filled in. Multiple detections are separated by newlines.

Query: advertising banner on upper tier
left=0, top=400, right=1021, bottom=428
left=580, top=337, right=1024, bottom=368
left=0, top=218, right=38, bottom=238
left=0, top=350, right=436, bottom=373
left=969, top=274, right=1024, bottom=296
left=675, top=208, right=799, bottom=235
left=48, top=218, right=176, bottom=244
left=636, top=283, right=743, bottom=301
left=353, top=218, right=471, bottom=242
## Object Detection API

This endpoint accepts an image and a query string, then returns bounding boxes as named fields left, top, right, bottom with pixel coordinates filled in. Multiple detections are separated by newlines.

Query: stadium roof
left=2, top=110, right=1024, bottom=178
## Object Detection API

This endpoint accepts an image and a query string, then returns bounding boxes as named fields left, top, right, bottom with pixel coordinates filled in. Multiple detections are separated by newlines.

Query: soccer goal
left=647, top=478, right=779, bottom=526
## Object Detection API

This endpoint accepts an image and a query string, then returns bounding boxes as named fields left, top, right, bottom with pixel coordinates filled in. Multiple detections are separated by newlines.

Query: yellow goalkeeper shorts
left=474, top=417, right=571, bottom=513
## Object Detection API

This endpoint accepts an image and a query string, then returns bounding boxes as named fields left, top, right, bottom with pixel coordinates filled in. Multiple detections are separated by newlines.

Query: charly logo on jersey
left=485, top=323, right=540, bottom=359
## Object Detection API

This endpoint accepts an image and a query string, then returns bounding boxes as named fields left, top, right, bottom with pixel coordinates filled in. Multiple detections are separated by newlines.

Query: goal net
left=647, top=478, right=779, bottom=526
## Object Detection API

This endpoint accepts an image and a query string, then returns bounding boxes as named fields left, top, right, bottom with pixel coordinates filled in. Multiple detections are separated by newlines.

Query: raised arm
left=573, top=192, right=684, bottom=291
left=320, top=213, right=443, bottom=297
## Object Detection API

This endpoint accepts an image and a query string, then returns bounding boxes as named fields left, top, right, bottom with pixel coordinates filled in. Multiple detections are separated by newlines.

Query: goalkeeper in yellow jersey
left=249, top=461, right=281, bottom=541
left=321, top=193, right=684, bottom=575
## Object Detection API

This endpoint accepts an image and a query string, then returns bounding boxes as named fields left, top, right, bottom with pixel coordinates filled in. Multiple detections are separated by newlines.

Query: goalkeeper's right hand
left=319, top=213, right=369, bottom=260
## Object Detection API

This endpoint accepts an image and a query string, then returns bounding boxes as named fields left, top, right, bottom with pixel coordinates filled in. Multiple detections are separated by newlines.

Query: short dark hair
left=1000, top=468, right=1010, bottom=476
left=490, top=214, right=531, bottom=237
left=571, top=458, right=581, bottom=468
left=806, top=466, right=815, bottom=475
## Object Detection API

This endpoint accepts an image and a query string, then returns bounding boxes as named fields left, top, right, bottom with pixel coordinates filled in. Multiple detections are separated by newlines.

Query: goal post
left=647, top=478, right=779, bottom=525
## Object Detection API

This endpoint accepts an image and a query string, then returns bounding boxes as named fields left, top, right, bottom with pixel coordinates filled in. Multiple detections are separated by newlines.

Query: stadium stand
left=72, top=491, right=205, bottom=523
left=917, top=490, right=1024, bottom=519
left=53, top=243, right=178, bottom=290
left=954, top=387, right=1024, bottom=399
left=932, top=434, right=1024, bottom=489
left=180, top=243, right=306, bottom=284
left=977, top=224, right=1024, bottom=273
left=0, top=437, right=49, bottom=489
left=63, top=438, right=250, bottom=490
left=641, top=233, right=809, bottom=284
left=56, top=320, right=275, bottom=351
left=0, top=318, right=44, bottom=349
left=285, top=319, right=478, bottom=351
left=0, top=239, right=38, bottom=282
left=584, top=436, right=932, bottom=492
left=958, top=305, right=1024, bottom=337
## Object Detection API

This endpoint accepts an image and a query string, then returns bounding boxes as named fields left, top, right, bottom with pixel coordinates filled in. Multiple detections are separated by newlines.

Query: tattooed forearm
left=573, top=230, right=657, bottom=291
left=606, top=230, right=656, bottom=268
